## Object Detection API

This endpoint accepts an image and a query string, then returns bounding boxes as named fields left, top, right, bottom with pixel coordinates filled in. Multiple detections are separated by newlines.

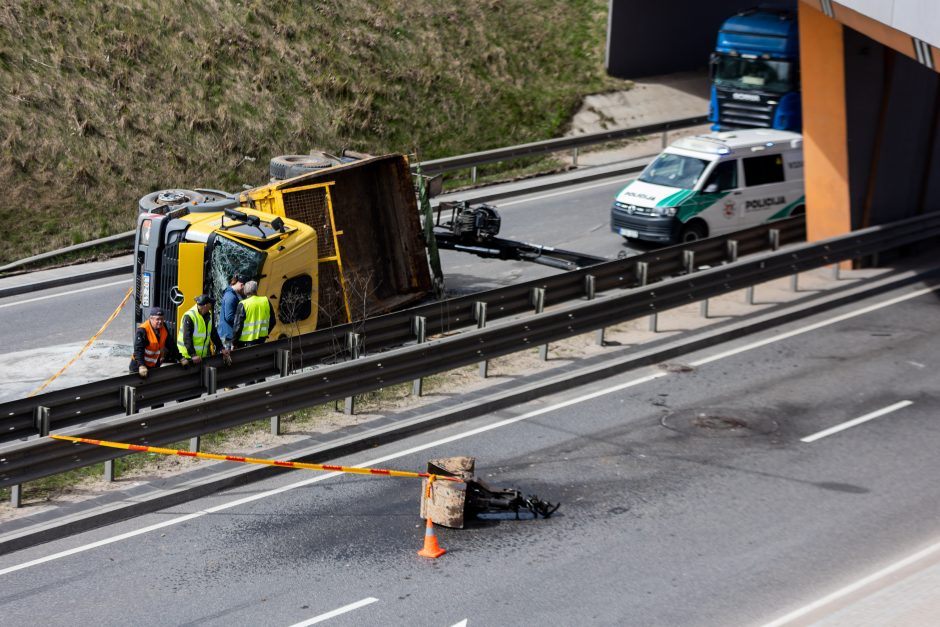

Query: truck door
left=739, top=152, right=789, bottom=226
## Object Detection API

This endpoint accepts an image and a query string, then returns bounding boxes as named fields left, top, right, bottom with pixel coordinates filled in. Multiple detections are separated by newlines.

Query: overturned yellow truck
left=132, top=152, right=432, bottom=340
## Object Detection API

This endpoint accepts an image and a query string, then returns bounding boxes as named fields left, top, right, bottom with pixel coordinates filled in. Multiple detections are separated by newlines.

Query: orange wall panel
left=799, top=5, right=853, bottom=241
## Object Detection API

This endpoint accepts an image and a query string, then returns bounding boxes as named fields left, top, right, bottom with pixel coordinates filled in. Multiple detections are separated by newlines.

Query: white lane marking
left=450, top=620, right=468, bottom=627
left=0, top=279, right=131, bottom=309
left=689, top=286, right=939, bottom=367
left=761, top=537, right=940, bottom=626
left=287, top=597, right=378, bottom=626
left=1, top=284, right=934, bottom=575
left=800, top=400, right=913, bottom=443
left=496, top=177, right=633, bottom=207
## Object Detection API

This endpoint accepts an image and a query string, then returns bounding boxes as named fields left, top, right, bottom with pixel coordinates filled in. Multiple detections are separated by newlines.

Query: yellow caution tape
left=29, top=286, right=133, bottom=397
left=50, top=434, right=464, bottom=483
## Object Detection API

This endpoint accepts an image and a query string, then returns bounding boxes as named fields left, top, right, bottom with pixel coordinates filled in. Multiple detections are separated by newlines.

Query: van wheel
left=679, top=221, right=707, bottom=243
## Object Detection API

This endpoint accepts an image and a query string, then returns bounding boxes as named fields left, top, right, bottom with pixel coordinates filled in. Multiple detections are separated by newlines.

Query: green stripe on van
left=769, top=195, right=806, bottom=221
left=675, top=192, right=729, bottom=222
left=656, top=189, right=694, bottom=207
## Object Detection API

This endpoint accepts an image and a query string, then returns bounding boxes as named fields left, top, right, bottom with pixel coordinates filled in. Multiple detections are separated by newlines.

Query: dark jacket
left=218, top=285, right=242, bottom=345
left=181, top=309, right=224, bottom=358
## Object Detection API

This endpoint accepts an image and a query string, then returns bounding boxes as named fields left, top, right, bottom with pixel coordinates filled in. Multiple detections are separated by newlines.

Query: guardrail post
left=10, top=485, right=21, bottom=508
left=726, top=240, right=738, bottom=263
left=572, top=147, right=579, bottom=167
left=635, top=262, right=657, bottom=331
left=769, top=228, right=780, bottom=251
left=412, top=316, right=427, bottom=397
left=273, top=349, right=291, bottom=435
left=34, top=405, right=50, bottom=437
left=661, top=130, right=668, bottom=149
left=104, top=459, right=115, bottom=482
left=584, top=275, right=605, bottom=345
left=188, top=367, right=218, bottom=452
left=471, top=166, right=478, bottom=184
left=746, top=285, right=756, bottom=305
left=344, top=333, right=361, bottom=415
left=122, top=386, right=136, bottom=415
left=832, top=262, right=842, bottom=280
left=636, top=261, right=649, bottom=287
left=790, top=272, right=800, bottom=292
left=683, top=250, right=695, bottom=274
left=530, top=289, right=549, bottom=360
left=475, top=302, right=489, bottom=376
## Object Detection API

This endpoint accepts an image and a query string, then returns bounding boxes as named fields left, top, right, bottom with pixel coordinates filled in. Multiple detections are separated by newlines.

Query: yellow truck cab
left=133, top=198, right=318, bottom=342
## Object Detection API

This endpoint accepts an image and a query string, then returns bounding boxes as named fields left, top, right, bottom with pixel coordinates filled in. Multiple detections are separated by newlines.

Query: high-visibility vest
left=177, top=305, right=213, bottom=358
left=238, top=295, right=271, bottom=343
left=139, top=321, right=168, bottom=367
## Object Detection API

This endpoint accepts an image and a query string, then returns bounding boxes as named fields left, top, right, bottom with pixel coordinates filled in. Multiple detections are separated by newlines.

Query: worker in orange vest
left=129, top=307, right=178, bottom=378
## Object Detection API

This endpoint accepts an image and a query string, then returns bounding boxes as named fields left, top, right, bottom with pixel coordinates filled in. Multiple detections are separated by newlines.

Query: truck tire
left=269, top=153, right=338, bottom=180
left=138, top=189, right=206, bottom=215
left=678, top=221, right=707, bottom=243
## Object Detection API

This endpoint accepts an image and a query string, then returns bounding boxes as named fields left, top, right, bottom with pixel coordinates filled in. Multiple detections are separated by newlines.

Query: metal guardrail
left=3, top=211, right=939, bottom=488
left=0, top=217, right=805, bottom=448
left=415, top=116, right=708, bottom=175
left=0, top=213, right=940, bottom=487
left=0, top=116, right=707, bottom=276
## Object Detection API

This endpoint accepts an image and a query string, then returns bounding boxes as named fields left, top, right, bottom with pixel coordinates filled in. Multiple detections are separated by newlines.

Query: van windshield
left=638, top=153, right=710, bottom=190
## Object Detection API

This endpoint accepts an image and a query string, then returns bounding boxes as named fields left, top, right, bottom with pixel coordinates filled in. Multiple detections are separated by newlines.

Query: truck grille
left=715, top=89, right=775, bottom=128
left=158, top=243, right=181, bottom=337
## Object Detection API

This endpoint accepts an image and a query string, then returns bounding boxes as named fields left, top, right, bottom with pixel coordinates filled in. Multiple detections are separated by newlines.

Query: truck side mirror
left=708, top=53, right=718, bottom=80
left=704, top=183, right=719, bottom=193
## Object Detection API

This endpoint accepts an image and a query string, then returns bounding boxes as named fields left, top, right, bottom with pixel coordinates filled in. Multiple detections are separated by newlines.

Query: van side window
left=743, top=154, right=785, bottom=186
left=703, top=160, right=738, bottom=192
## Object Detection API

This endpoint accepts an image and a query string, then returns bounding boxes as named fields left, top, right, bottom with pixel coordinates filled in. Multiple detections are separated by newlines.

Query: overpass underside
left=800, top=1, right=940, bottom=241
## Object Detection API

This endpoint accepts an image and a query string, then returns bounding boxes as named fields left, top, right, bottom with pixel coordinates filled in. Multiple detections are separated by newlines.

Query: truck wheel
left=138, top=189, right=206, bottom=214
left=270, top=153, right=338, bottom=180
left=678, top=221, right=707, bottom=243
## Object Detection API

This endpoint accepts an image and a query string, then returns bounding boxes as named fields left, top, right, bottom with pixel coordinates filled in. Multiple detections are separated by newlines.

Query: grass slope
left=0, top=0, right=625, bottom=263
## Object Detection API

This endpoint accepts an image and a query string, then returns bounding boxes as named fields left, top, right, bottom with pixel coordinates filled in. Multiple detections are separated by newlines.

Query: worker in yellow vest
left=176, top=294, right=232, bottom=367
left=232, top=280, right=277, bottom=348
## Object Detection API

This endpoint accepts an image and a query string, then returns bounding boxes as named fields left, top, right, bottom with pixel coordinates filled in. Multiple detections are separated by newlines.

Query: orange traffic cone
left=417, top=517, right=446, bottom=558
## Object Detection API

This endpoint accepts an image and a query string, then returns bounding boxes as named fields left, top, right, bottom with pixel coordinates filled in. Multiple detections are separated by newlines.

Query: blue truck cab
left=709, top=7, right=801, bottom=132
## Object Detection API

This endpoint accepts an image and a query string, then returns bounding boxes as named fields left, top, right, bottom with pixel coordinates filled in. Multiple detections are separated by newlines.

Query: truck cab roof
left=670, top=129, right=802, bottom=158
left=717, top=8, right=798, bottom=58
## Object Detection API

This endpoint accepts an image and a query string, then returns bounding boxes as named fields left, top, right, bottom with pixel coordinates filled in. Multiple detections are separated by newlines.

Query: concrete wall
left=605, top=0, right=781, bottom=78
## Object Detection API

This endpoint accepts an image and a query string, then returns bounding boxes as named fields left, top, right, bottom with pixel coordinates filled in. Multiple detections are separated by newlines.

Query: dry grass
left=0, top=0, right=625, bottom=263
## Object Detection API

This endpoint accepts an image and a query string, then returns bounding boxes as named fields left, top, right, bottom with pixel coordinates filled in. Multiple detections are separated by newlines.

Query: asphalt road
left=1, top=281, right=937, bottom=626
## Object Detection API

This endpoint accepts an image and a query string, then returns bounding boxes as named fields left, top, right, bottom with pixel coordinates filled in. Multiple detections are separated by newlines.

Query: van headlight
left=658, top=206, right=677, bottom=217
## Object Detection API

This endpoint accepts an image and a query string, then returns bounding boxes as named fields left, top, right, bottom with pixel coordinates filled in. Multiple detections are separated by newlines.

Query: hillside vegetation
left=0, top=0, right=625, bottom=264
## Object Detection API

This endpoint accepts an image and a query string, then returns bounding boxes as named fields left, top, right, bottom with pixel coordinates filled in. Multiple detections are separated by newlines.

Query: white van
left=610, top=129, right=804, bottom=244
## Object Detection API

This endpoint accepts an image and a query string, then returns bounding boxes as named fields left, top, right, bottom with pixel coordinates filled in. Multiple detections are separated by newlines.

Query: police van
left=610, top=129, right=804, bottom=244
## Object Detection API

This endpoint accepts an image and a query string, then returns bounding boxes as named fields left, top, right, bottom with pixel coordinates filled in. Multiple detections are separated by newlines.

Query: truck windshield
left=208, top=235, right=265, bottom=303
left=713, top=54, right=796, bottom=94
left=638, top=153, right=710, bottom=190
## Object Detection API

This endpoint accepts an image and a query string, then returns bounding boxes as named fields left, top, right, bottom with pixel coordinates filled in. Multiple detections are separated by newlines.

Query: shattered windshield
left=208, top=235, right=265, bottom=304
